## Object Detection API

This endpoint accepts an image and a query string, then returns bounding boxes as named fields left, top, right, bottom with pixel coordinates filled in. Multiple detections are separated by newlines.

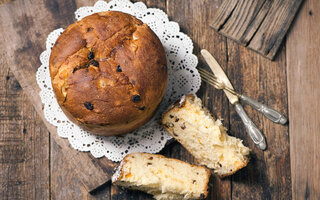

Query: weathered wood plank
left=238, top=0, right=272, bottom=45
left=286, top=0, right=320, bottom=199
left=210, top=0, right=238, bottom=31
left=248, top=0, right=303, bottom=59
left=0, top=0, right=116, bottom=192
left=51, top=138, right=112, bottom=200
left=0, top=66, right=49, bottom=199
left=217, top=0, right=267, bottom=43
left=210, top=0, right=304, bottom=60
left=227, top=40, right=291, bottom=199
left=50, top=139, right=88, bottom=200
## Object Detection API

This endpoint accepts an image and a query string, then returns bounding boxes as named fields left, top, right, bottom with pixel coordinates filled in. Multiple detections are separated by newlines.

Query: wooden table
left=0, top=0, right=319, bottom=199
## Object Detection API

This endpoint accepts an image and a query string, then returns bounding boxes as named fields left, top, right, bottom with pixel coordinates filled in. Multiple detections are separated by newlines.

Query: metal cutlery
left=198, top=67, right=288, bottom=125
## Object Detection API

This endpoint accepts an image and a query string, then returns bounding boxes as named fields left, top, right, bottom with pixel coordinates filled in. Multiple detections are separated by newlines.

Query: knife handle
left=234, top=103, right=267, bottom=150
left=240, top=94, right=288, bottom=125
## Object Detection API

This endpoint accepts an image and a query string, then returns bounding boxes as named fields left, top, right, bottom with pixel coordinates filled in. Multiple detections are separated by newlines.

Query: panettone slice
left=162, top=94, right=250, bottom=176
left=112, top=153, right=210, bottom=200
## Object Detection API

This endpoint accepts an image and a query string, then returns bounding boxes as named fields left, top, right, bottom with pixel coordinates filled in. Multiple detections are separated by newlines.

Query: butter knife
left=201, top=49, right=267, bottom=150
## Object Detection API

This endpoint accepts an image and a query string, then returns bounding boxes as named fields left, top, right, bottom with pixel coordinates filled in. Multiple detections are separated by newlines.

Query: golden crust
left=216, top=158, right=249, bottom=177
left=49, top=11, right=167, bottom=136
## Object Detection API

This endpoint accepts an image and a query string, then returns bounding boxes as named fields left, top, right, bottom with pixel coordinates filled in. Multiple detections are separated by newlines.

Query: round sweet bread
left=49, top=11, right=167, bottom=136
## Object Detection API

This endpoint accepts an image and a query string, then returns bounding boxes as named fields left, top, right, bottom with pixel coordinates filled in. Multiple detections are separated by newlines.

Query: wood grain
left=0, top=64, right=49, bottom=199
left=51, top=138, right=112, bottom=200
left=210, top=0, right=304, bottom=60
left=227, top=40, right=291, bottom=199
left=286, top=0, right=320, bottom=199
left=213, top=0, right=267, bottom=44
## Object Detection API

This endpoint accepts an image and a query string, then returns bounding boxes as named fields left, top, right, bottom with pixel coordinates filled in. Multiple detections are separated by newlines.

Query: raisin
left=87, top=27, right=92, bottom=32
left=90, top=60, right=99, bottom=67
left=72, top=67, right=79, bottom=73
left=139, top=106, right=145, bottom=111
left=147, top=162, right=152, bottom=166
left=84, top=102, right=94, bottom=110
left=131, top=95, right=140, bottom=102
left=149, top=157, right=153, bottom=160
left=175, top=118, right=179, bottom=122
left=88, top=51, right=94, bottom=60
left=180, top=123, right=186, bottom=130
left=192, top=180, right=196, bottom=184
left=117, top=65, right=122, bottom=72
left=169, top=115, right=174, bottom=118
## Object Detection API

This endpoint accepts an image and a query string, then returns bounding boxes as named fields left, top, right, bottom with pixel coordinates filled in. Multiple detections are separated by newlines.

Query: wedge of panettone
left=112, top=153, right=210, bottom=200
left=162, top=94, right=250, bottom=176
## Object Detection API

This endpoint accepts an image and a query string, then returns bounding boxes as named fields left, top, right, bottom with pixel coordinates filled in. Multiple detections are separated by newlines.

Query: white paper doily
left=36, top=0, right=200, bottom=162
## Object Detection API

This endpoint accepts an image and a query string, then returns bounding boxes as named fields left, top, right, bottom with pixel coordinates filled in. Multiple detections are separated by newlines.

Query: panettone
left=49, top=11, right=167, bottom=136
left=112, top=153, right=210, bottom=200
left=162, top=94, right=250, bottom=176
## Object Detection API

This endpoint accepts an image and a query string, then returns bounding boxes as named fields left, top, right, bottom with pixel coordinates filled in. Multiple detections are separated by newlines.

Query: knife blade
left=201, top=49, right=238, bottom=104
left=200, top=49, right=267, bottom=150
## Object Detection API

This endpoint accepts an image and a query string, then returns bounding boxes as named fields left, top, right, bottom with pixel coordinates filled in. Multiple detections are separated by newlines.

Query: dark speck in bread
left=90, top=60, right=99, bottom=67
left=117, top=65, right=122, bottom=72
left=180, top=123, right=186, bottom=130
left=139, top=106, right=145, bottom=111
left=73, top=67, right=79, bottom=73
left=131, top=95, right=140, bottom=102
left=88, top=51, right=94, bottom=60
left=84, top=102, right=94, bottom=110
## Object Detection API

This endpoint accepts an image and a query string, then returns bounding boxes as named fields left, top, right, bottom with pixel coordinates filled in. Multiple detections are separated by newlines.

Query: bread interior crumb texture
left=112, top=153, right=210, bottom=200
left=162, top=95, right=250, bottom=176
